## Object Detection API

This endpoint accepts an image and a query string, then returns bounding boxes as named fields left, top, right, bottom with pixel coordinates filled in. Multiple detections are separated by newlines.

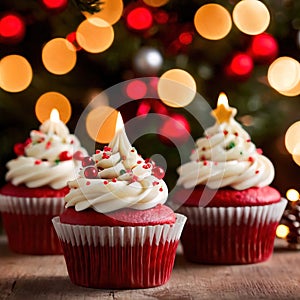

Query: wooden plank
left=1, top=235, right=300, bottom=299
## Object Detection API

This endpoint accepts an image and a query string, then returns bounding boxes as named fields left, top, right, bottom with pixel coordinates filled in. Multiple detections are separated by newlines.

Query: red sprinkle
left=223, top=130, right=228, bottom=135
left=202, top=147, right=206, bottom=151
left=159, top=187, right=163, bottom=192
left=246, top=139, right=251, bottom=142
left=200, top=155, right=206, bottom=161
left=131, top=149, right=135, bottom=152
left=86, top=181, right=91, bottom=186
left=34, top=160, right=42, bottom=165
left=152, top=181, right=159, bottom=186
left=234, top=132, right=239, bottom=136
left=143, top=163, right=152, bottom=169
left=71, top=140, right=74, bottom=144
left=248, top=156, right=254, bottom=163
left=256, top=148, right=263, bottom=155
left=137, top=160, right=142, bottom=164
left=112, top=178, right=117, bottom=182
left=102, top=153, right=110, bottom=159
left=96, top=149, right=101, bottom=154
left=45, top=141, right=51, bottom=149
left=103, top=146, right=112, bottom=152
left=104, top=180, right=109, bottom=185
left=203, top=161, right=208, bottom=166
left=255, top=170, right=260, bottom=174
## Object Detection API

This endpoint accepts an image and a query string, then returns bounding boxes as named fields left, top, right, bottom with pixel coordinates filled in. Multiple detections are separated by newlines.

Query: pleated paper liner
left=52, top=213, right=187, bottom=289
left=178, top=198, right=287, bottom=264
left=0, top=194, right=65, bottom=254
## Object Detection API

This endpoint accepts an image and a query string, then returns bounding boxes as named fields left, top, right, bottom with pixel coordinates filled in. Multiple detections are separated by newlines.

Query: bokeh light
left=292, top=144, right=300, bottom=166
left=0, top=13, right=25, bottom=44
left=82, top=0, right=123, bottom=25
left=158, top=69, right=196, bottom=108
left=194, top=4, right=232, bottom=40
left=42, top=38, right=77, bottom=75
left=285, top=121, right=300, bottom=154
left=232, top=0, right=270, bottom=35
left=286, top=188, right=300, bottom=201
left=86, top=106, right=119, bottom=144
left=126, top=80, right=148, bottom=100
left=227, top=53, right=253, bottom=77
left=0, top=55, right=32, bottom=92
left=142, top=0, right=169, bottom=7
left=276, top=224, right=289, bottom=239
left=268, top=57, right=300, bottom=95
left=76, top=18, right=114, bottom=53
left=42, top=0, right=68, bottom=10
left=35, top=91, right=71, bottom=124
left=126, top=7, right=153, bottom=31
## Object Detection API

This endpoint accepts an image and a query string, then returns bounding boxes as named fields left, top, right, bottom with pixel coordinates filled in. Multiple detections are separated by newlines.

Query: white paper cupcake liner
left=52, top=213, right=187, bottom=247
left=0, top=194, right=65, bottom=215
left=178, top=198, right=287, bottom=227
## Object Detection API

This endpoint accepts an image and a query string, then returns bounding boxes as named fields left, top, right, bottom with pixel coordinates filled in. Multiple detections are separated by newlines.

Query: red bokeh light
left=159, top=114, right=191, bottom=145
left=227, top=53, right=253, bottom=77
left=42, top=0, right=68, bottom=10
left=126, top=7, right=153, bottom=30
left=249, top=33, right=278, bottom=64
left=66, top=31, right=82, bottom=51
left=179, top=32, right=193, bottom=45
left=0, top=13, right=25, bottom=44
left=126, top=80, right=148, bottom=99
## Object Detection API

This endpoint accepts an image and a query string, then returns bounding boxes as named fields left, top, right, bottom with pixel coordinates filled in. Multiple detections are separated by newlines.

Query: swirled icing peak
left=177, top=93, right=275, bottom=190
left=5, top=113, right=88, bottom=189
left=65, top=113, right=168, bottom=213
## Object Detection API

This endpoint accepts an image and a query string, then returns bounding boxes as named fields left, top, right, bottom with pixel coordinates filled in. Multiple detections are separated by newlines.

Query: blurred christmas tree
left=0, top=0, right=300, bottom=196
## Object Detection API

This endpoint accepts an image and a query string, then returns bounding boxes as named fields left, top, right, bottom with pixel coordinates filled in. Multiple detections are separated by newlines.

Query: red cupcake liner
left=52, top=214, right=186, bottom=289
left=0, top=195, right=65, bottom=254
left=178, top=198, right=287, bottom=264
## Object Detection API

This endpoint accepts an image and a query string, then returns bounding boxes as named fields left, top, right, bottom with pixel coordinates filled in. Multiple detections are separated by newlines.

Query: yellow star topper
left=211, top=92, right=236, bottom=124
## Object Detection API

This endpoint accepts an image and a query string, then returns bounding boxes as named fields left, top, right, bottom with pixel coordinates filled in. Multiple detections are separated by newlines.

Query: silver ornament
left=133, top=46, right=163, bottom=75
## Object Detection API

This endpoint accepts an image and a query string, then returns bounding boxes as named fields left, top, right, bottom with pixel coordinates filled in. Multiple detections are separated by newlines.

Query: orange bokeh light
left=35, top=91, right=71, bottom=124
left=158, top=69, right=197, bottom=108
left=285, top=121, right=300, bottom=155
left=194, top=4, right=232, bottom=40
left=42, top=38, right=77, bottom=75
left=86, top=106, right=119, bottom=143
left=0, top=55, right=32, bottom=92
left=142, top=0, right=169, bottom=7
left=76, top=18, right=114, bottom=53
left=82, top=0, right=123, bottom=25
left=232, top=0, right=270, bottom=35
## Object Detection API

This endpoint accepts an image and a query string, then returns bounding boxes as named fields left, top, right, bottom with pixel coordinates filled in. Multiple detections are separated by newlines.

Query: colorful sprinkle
left=120, top=169, right=126, bottom=175
left=256, top=148, right=263, bottom=155
left=203, top=161, right=208, bottom=166
left=234, top=132, right=239, bottom=137
left=34, top=160, right=42, bottom=165
left=223, top=130, right=228, bottom=135
left=86, top=181, right=91, bottom=186
left=202, top=147, right=206, bottom=151
left=137, top=160, right=142, bottom=164
left=102, top=153, right=110, bottom=159
left=246, top=139, right=251, bottom=143
left=159, top=187, right=163, bottom=192
left=152, top=181, right=159, bottom=186
left=143, top=163, right=152, bottom=169
left=248, top=156, right=254, bottom=163
left=104, top=180, right=109, bottom=185
left=45, top=141, right=51, bottom=149
left=112, top=178, right=117, bottom=182
left=226, top=141, right=236, bottom=150
left=104, top=146, right=112, bottom=152
left=96, top=149, right=101, bottom=154
left=200, top=155, right=206, bottom=161
left=131, top=149, right=135, bottom=152
left=255, top=170, right=260, bottom=174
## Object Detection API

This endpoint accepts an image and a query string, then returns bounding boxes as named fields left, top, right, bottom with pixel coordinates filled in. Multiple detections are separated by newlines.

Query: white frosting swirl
left=5, top=121, right=88, bottom=189
left=177, top=117, right=275, bottom=190
left=65, top=124, right=168, bottom=213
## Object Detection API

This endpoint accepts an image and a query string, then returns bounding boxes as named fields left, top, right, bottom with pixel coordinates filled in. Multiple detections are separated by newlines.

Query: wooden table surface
left=0, top=235, right=300, bottom=300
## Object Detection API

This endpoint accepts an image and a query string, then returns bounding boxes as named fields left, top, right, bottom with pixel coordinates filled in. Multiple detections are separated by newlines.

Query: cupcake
left=173, top=93, right=287, bottom=264
left=0, top=109, right=87, bottom=254
left=52, top=112, right=186, bottom=289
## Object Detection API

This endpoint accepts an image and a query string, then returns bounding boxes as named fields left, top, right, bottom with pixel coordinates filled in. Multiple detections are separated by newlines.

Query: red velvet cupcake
left=173, top=94, right=287, bottom=264
left=0, top=110, right=87, bottom=254
left=52, top=113, right=186, bottom=289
